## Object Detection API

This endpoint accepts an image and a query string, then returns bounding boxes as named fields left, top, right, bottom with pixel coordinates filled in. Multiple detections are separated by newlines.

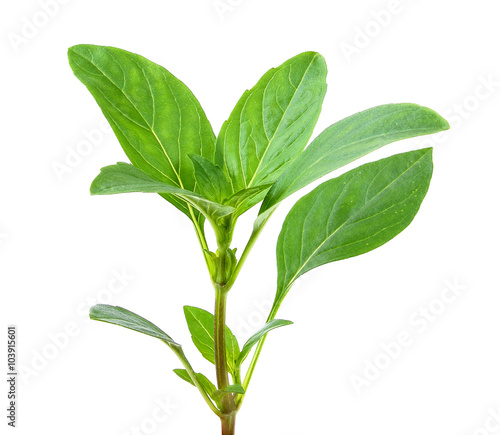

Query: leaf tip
left=420, top=104, right=451, bottom=132
left=440, top=116, right=451, bottom=132
left=183, top=305, right=194, bottom=316
left=89, top=303, right=110, bottom=320
left=67, top=44, right=90, bottom=64
left=89, top=172, right=105, bottom=195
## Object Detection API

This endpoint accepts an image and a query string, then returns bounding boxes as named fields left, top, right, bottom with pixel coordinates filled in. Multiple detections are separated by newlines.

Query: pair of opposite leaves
left=89, top=303, right=292, bottom=406
left=68, top=45, right=449, bottom=314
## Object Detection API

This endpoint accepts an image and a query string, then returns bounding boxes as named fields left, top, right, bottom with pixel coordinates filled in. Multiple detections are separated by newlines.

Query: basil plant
left=68, top=44, right=449, bottom=435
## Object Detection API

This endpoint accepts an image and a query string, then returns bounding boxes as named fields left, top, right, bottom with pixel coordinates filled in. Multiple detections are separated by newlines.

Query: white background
left=1, top=1, right=499, bottom=434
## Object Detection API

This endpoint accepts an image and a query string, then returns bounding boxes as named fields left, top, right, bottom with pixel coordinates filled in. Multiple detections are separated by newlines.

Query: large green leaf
left=183, top=306, right=240, bottom=374
left=273, top=148, right=433, bottom=315
left=89, top=304, right=180, bottom=348
left=90, top=163, right=236, bottom=224
left=68, top=44, right=215, bottom=223
left=237, top=319, right=293, bottom=366
left=261, top=104, right=449, bottom=213
left=216, top=51, right=327, bottom=193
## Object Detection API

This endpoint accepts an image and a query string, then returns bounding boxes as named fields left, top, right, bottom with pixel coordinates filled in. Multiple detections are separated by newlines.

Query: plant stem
left=225, top=207, right=275, bottom=290
left=170, top=345, right=222, bottom=417
left=210, top=210, right=276, bottom=428
left=236, top=304, right=281, bottom=409
left=213, top=243, right=237, bottom=419
left=221, top=412, right=236, bottom=435
left=236, top=336, right=266, bottom=410
left=214, top=287, right=230, bottom=392
left=224, top=226, right=260, bottom=289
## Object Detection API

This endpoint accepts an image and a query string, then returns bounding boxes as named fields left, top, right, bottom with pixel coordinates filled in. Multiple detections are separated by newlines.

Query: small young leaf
left=216, top=51, right=327, bottom=193
left=183, top=306, right=240, bottom=373
left=190, top=155, right=232, bottom=204
left=223, top=384, right=245, bottom=394
left=173, top=369, right=217, bottom=398
left=68, top=44, right=216, bottom=221
left=261, top=104, right=449, bottom=213
left=89, top=304, right=180, bottom=348
left=217, top=384, right=245, bottom=396
left=212, top=384, right=246, bottom=403
left=237, top=319, right=293, bottom=366
left=90, top=163, right=236, bottom=224
left=173, top=368, right=193, bottom=384
left=224, top=184, right=272, bottom=218
left=273, top=148, right=433, bottom=315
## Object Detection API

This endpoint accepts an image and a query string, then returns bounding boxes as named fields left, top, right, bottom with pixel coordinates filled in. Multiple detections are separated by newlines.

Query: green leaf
left=173, top=368, right=193, bottom=384
left=216, top=384, right=245, bottom=397
left=261, top=104, right=449, bottom=213
left=212, top=384, right=246, bottom=403
left=173, top=369, right=217, bottom=398
left=91, top=305, right=222, bottom=415
left=68, top=44, right=215, bottom=222
left=273, top=148, right=433, bottom=315
left=223, top=384, right=245, bottom=394
left=89, top=304, right=180, bottom=348
left=90, top=163, right=236, bottom=224
left=189, top=155, right=232, bottom=204
left=237, top=319, right=293, bottom=366
left=216, top=51, right=327, bottom=193
left=183, top=306, right=240, bottom=374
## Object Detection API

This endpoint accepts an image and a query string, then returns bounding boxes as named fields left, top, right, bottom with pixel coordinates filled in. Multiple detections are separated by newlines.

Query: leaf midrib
left=263, top=107, right=440, bottom=211
left=246, top=54, right=319, bottom=188
left=74, top=50, right=184, bottom=188
left=280, top=150, right=430, bottom=294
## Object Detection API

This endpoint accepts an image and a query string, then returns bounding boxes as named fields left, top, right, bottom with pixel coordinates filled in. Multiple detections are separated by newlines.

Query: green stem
left=218, top=209, right=276, bottom=412
left=203, top=208, right=276, bottom=423
left=225, top=228, right=260, bottom=290
left=213, top=244, right=237, bottom=417
left=187, top=204, right=208, bottom=248
left=235, top=304, right=281, bottom=409
left=214, top=287, right=230, bottom=391
left=225, top=208, right=275, bottom=290
left=170, top=345, right=222, bottom=417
